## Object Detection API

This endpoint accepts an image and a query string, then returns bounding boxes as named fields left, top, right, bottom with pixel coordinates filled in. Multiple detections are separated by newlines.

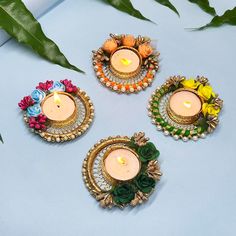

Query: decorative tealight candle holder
left=18, top=80, right=94, bottom=142
left=83, top=132, right=162, bottom=209
left=92, top=34, right=160, bottom=94
left=148, top=76, right=223, bottom=141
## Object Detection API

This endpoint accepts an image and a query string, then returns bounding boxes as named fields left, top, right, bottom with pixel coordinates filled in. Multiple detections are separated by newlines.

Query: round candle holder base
left=148, top=76, right=223, bottom=142
left=92, top=34, right=160, bottom=94
left=18, top=80, right=94, bottom=143
left=83, top=132, right=162, bottom=209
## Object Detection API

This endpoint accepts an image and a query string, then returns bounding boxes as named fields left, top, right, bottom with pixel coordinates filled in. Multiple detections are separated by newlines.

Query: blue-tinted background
left=0, top=0, right=235, bottom=235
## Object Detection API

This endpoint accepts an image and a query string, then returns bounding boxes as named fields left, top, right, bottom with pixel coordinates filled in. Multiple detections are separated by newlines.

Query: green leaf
left=0, top=134, right=3, bottom=144
left=101, top=0, right=153, bottom=23
left=188, top=0, right=216, bottom=16
left=154, top=0, right=179, bottom=16
left=0, top=0, right=83, bottom=73
left=197, top=7, right=236, bottom=30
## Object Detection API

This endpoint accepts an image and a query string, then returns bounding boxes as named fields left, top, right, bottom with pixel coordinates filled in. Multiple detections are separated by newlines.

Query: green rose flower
left=135, top=174, right=156, bottom=193
left=137, top=142, right=160, bottom=162
left=112, top=183, right=135, bottom=205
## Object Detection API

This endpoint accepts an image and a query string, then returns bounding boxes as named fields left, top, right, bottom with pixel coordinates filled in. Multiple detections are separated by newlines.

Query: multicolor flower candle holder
left=83, top=132, right=162, bottom=209
left=92, top=34, right=159, bottom=94
left=148, top=76, right=223, bottom=141
left=18, top=80, right=94, bottom=142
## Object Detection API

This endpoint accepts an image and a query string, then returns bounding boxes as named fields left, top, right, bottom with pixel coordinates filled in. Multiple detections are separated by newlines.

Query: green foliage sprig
left=0, top=0, right=83, bottom=73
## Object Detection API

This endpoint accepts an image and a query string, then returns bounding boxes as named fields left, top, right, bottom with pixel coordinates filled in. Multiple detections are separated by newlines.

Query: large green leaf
left=101, top=0, right=153, bottom=22
left=154, top=0, right=179, bottom=16
left=0, top=0, right=83, bottom=73
left=188, top=0, right=216, bottom=16
left=197, top=7, right=236, bottom=30
left=0, top=134, right=3, bottom=144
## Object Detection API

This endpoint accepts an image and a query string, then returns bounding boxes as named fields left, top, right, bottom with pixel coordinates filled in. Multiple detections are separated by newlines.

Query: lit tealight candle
left=103, top=147, right=140, bottom=182
left=110, top=47, right=142, bottom=78
left=41, top=91, right=77, bottom=127
left=167, top=89, right=202, bottom=124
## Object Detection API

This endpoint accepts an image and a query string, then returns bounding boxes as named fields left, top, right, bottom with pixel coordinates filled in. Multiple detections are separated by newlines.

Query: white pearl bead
left=113, top=85, right=118, bottom=90
left=164, top=131, right=169, bottom=136
left=137, top=86, right=142, bottom=91
left=100, top=78, right=104, bottom=82
left=130, top=88, right=134, bottom=93
left=174, top=135, right=179, bottom=140
left=192, top=136, right=198, bottom=141
left=121, top=87, right=126, bottom=92
left=182, top=137, right=188, bottom=142
left=201, top=133, right=206, bottom=139
left=157, top=126, right=162, bottom=131
left=106, top=82, right=110, bottom=87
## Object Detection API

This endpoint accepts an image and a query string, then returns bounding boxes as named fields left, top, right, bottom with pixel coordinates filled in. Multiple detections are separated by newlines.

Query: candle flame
left=120, top=58, right=132, bottom=66
left=54, top=92, right=61, bottom=107
left=183, top=101, right=192, bottom=109
left=117, top=156, right=126, bottom=165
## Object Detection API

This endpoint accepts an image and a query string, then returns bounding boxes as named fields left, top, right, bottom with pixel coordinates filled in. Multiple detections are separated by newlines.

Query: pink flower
left=28, top=114, right=47, bottom=130
left=60, top=79, right=78, bottom=93
left=36, top=80, right=53, bottom=91
left=18, top=96, right=35, bottom=110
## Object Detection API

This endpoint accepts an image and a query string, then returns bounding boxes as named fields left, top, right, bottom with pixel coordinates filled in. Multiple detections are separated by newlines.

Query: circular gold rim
left=28, top=88, right=94, bottom=143
left=110, top=46, right=142, bottom=79
left=82, top=136, right=130, bottom=195
left=101, top=145, right=141, bottom=184
left=166, top=88, right=203, bottom=125
left=41, top=91, right=78, bottom=128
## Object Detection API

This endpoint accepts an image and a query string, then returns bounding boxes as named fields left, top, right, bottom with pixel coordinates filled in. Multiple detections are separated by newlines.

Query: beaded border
left=148, top=76, right=223, bottom=142
left=23, top=88, right=94, bottom=143
left=82, top=134, right=161, bottom=208
left=92, top=34, right=159, bottom=94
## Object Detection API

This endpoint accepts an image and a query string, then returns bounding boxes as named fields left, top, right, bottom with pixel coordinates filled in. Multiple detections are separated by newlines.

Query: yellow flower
left=198, top=84, right=215, bottom=101
left=181, top=78, right=200, bottom=89
left=202, top=103, right=220, bottom=117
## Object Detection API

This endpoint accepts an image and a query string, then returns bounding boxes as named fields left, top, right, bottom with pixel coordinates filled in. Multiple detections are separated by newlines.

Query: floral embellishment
left=138, top=43, right=153, bottom=58
left=102, top=38, right=118, bottom=54
left=60, top=79, right=78, bottom=93
left=48, top=81, right=65, bottom=92
left=137, top=142, right=160, bottom=162
left=198, top=84, right=215, bottom=101
left=135, top=174, right=156, bottom=193
left=31, top=89, right=46, bottom=103
left=122, top=34, right=135, bottom=47
left=112, top=183, right=135, bottom=205
left=27, top=104, right=42, bottom=117
left=149, top=76, right=223, bottom=141
left=18, top=96, right=35, bottom=110
left=181, top=79, right=200, bottom=89
left=28, top=114, right=47, bottom=130
left=202, top=103, right=220, bottom=117
left=92, top=34, right=159, bottom=94
left=36, top=80, right=53, bottom=91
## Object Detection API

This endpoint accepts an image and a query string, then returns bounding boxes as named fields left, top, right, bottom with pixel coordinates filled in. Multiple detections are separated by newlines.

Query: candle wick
left=57, top=105, right=60, bottom=108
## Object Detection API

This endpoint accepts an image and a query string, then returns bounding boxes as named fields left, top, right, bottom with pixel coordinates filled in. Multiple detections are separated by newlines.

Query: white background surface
left=0, top=0, right=236, bottom=235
